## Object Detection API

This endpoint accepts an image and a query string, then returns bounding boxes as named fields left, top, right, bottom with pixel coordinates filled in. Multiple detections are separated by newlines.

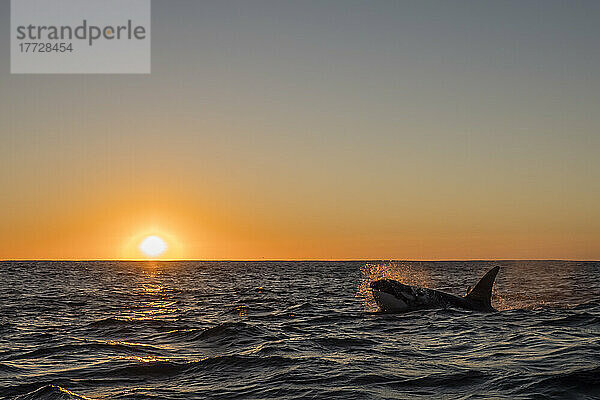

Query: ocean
left=1, top=261, right=599, bottom=399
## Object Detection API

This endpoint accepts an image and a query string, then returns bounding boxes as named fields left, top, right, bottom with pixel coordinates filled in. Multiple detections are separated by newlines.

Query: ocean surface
left=1, top=261, right=599, bottom=399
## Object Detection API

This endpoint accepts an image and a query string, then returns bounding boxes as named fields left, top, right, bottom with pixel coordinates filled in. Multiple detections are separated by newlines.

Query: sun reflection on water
left=116, top=263, right=182, bottom=321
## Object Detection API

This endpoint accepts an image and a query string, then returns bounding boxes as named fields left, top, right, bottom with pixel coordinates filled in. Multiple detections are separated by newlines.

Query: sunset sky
left=1, top=0, right=599, bottom=260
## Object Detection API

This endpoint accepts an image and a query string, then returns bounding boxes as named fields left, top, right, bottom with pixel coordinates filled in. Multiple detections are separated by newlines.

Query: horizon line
left=1, top=258, right=598, bottom=262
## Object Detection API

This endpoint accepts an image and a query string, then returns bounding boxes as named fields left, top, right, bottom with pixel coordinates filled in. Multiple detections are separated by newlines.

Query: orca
left=370, top=266, right=500, bottom=312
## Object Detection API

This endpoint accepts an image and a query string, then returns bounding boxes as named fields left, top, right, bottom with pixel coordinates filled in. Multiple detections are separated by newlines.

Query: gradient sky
left=1, top=0, right=599, bottom=260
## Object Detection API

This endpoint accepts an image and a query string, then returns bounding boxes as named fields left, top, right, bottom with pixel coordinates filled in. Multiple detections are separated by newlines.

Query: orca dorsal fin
left=464, top=266, right=500, bottom=308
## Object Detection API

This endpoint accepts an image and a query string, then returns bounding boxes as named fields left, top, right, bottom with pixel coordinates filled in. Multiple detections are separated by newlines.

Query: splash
left=356, top=262, right=433, bottom=311
left=491, top=285, right=509, bottom=311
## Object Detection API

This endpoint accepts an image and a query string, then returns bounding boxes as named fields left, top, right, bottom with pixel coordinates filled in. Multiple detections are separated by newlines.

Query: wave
left=2, top=355, right=301, bottom=395
left=351, top=369, right=488, bottom=387
left=574, top=301, right=600, bottom=310
left=520, top=366, right=600, bottom=397
left=0, top=362, right=25, bottom=373
left=537, top=366, right=600, bottom=387
left=165, top=321, right=274, bottom=345
left=92, top=354, right=298, bottom=379
left=536, top=312, right=600, bottom=327
left=2, top=341, right=164, bottom=362
left=85, top=317, right=184, bottom=335
left=12, top=384, right=94, bottom=400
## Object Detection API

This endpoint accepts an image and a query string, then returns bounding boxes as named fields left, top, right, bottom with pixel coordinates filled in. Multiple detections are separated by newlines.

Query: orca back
left=464, top=266, right=500, bottom=310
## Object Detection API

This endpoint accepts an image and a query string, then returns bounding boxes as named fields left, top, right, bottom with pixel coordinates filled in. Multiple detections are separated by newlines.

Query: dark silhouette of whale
left=370, top=266, right=500, bottom=312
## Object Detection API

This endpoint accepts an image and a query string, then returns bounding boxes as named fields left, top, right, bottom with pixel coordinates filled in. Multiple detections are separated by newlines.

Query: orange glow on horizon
left=0, top=181, right=598, bottom=261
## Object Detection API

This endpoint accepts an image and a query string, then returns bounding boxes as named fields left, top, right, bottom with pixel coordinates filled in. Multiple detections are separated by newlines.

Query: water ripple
left=1, top=260, right=599, bottom=399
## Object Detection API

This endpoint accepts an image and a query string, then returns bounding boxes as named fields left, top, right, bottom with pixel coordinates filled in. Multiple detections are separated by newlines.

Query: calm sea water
left=1, top=261, right=599, bottom=399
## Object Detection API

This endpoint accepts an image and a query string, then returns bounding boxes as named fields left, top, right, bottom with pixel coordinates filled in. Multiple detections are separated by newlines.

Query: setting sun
left=139, top=235, right=168, bottom=258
